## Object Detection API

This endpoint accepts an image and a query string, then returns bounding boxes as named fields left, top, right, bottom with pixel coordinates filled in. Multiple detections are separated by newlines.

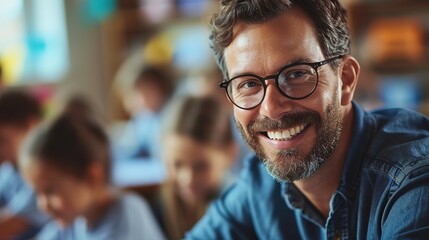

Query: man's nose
left=259, top=81, right=293, bottom=120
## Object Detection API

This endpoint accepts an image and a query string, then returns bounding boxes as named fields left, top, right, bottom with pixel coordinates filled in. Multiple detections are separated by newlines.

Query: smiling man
left=186, top=0, right=429, bottom=239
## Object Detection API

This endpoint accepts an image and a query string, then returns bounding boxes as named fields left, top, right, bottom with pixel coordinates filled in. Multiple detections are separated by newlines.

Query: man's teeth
left=267, top=124, right=305, bottom=141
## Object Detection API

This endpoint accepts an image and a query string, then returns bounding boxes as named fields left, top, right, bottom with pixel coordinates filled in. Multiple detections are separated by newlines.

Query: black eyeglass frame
left=219, top=55, right=344, bottom=110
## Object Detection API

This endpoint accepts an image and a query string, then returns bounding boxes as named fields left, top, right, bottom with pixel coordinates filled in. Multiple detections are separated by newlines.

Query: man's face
left=224, top=9, right=345, bottom=182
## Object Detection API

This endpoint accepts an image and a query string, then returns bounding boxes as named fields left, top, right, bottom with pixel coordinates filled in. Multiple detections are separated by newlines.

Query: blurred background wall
left=0, top=0, right=428, bottom=122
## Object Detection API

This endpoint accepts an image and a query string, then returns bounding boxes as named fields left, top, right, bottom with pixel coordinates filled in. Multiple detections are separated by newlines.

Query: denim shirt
left=186, top=103, right=429, bottom=240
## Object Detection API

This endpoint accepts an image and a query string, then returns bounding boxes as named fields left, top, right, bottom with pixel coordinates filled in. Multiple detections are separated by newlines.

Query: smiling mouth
left=265, top=123, right=307, bottom=141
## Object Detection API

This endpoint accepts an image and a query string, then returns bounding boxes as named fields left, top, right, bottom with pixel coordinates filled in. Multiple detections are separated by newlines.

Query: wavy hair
left=210, top=0, right=350, bottom=78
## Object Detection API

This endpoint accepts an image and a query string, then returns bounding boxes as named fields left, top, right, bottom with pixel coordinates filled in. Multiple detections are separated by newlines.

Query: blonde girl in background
left=155, top=95, right=238, bottom=240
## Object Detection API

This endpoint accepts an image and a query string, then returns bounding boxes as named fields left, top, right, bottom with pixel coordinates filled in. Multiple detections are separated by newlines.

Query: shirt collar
left=336, top=102, right=373, bottom=201
left=282, top=183, right=326, bottom=226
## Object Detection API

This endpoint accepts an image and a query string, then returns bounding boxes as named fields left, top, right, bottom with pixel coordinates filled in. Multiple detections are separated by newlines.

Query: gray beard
left=236, top=94, right=343, bottom=182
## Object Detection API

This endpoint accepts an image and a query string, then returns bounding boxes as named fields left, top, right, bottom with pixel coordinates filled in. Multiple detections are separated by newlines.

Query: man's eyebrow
left=228, top=57, right=312, bottom=79
left=278, top=57, right=314, bottom=69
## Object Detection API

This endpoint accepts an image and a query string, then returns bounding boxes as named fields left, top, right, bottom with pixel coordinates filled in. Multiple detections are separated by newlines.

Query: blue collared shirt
left=186, top=103, right=429, bottom=240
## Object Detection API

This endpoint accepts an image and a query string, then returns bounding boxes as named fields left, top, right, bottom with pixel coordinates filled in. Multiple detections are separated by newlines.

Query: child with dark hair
left=155, top=95, right=237, bottom=240
left=18, top=113, right=165, bottom=240
left=0, top=89, right=49, bottom=239
left=115, top=65, right=176, bottom=162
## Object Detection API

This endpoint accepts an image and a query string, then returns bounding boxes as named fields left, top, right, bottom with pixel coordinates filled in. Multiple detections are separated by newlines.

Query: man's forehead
left=224, top=10, right=322, bottom=77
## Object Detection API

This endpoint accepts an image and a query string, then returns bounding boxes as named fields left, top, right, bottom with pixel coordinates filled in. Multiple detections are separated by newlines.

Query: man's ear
left=339, top=55, right=360, bottom=106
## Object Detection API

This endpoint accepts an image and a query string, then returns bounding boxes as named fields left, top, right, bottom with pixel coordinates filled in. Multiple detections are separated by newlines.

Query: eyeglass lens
left=227, top=64, right=318, bottom=109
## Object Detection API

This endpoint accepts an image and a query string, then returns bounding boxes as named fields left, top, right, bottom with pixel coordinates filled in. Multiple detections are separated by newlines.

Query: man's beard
left=236, top=92, right=343, bottom=182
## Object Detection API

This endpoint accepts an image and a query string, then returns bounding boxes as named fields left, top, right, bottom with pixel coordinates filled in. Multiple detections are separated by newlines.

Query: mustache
left=248, top=111, right=321, bottom=133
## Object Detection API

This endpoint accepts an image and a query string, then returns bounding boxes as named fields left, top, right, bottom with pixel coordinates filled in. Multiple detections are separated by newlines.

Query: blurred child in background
left=115, top=65, right=176, bottom=162
left=155, top=95, right=237, bottom=240
left=0, top=89, right=49, bottom=239
left=18, top=112, right=165, bottom=240
left=198, top=68, right=252, bottom=175
left=177, top=67, right=252, bottom=178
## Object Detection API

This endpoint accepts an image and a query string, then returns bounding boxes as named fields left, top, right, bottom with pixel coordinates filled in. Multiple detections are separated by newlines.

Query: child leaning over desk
left=18, top=112, right=165, bottom=240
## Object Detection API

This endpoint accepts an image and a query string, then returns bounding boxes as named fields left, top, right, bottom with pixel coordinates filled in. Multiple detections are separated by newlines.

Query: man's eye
left=237, top=79, right=261, bottom=89
left=287, top=70, right=309, bottom=79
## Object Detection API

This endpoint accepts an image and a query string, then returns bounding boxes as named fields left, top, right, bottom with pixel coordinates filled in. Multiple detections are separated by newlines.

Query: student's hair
left=162, top=95, right=233, bottom=148
left=210, top=0, right=350, bottom=78
left=134, top=65, right=176, bottom=101
left=22, top=112, right=111, bottom=182
left=0, top=89, right=42, bottom=127
left=63, top=94, right=93, bottom=119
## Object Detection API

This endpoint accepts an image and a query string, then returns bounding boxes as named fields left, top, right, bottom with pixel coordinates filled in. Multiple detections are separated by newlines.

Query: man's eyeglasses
left=219, top=55, right=344, bottom=110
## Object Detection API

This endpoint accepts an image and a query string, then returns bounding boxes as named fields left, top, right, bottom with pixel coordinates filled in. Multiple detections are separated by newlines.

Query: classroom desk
left=112, top=158, right=166, bottom=204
